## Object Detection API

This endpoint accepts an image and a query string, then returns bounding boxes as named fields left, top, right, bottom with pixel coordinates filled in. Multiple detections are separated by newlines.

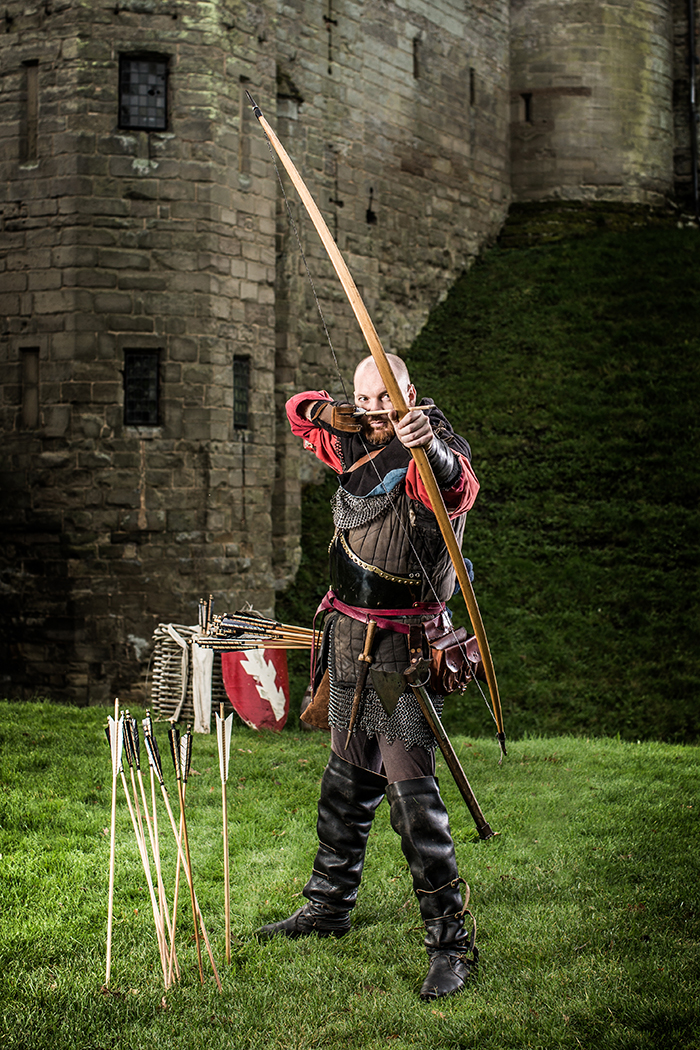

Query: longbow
left=248, top=94, right=506, bottom=757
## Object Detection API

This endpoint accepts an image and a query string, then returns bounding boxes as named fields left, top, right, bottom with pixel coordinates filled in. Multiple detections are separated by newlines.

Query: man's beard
left=361, top=416, right=395, bottom=445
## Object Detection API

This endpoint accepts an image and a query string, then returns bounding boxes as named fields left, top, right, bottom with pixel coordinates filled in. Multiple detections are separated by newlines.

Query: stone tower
left=510, top=0, right=675, bottom=203
left=1, top=2, right=280, bottom=703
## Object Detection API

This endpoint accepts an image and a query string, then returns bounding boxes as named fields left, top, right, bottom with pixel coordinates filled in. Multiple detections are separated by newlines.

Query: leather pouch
left=300, top=668, right=331, bottom=731
left=424, top=617, right=483, bottom=695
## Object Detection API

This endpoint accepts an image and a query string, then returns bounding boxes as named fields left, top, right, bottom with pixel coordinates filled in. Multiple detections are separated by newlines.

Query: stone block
left=169, top=338, right=198, bottom=361
left=52, top=246, right=99, bottom=268
left=117, top=273, right=169, bottom=292
left=240, top=280, right=258, bottom=301
left=31, top=290, right=76, bottom=314
left=181, top=419, right=211, bottom=441
left=129, top=200, right=159, bottom=219
left=67, top=269, right=117, bottom=289
left=2, top=271, right=28, bottom=292
left=105, top=315, right=155, bottom=332
left=105, top=488, right=140, bottom=509
left=97, top=249, right=151, bottom=271
left=167, top=510, right=201, bottom=532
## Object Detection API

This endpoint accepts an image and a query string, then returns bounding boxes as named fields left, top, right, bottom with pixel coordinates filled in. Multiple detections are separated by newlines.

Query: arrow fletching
left=106, top=715, right=124, bottom=776
left=216, top=710, right=233, bottom=784
left=168, top=724, right=182, bottom=780
left=121, top=711, right=135, bottom=768
left=142, top=712, right=164, bottom=784
left=126, top=713, right=141, bottom=770
left=180, top=727, right=193, bottom=785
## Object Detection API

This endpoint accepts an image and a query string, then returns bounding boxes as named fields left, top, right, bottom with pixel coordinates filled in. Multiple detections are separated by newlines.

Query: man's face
left=353, top=363, right=416, bottom=445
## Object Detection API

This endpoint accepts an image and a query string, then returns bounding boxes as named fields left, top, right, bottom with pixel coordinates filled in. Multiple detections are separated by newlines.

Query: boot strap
left=416, top=878, right=477, bottom=955
left=416, top=876, right=469, bottom=913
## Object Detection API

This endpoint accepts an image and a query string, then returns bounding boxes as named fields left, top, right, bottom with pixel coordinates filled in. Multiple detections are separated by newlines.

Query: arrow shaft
left=137, top=767, right=176, bottom=974
left=176, top=776, right=204, bottom=984
left=150, top=765, right=179, bottom=980
left=105, top=703, right=121, bottom=987
left=105, top=759, right=119, bottom=986
left=217, top=705, right=232, bottom=965
left=160, top=782, right=222, bottom=991
left=167, top=801, right=183, bottom=986
left=222, top=780, right=231, bottom=965
left=119, top=769, right=169, bottom=985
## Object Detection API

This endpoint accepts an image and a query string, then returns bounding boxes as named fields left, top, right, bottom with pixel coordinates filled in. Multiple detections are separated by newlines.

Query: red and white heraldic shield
left=220, top=649, right=290, bottom=732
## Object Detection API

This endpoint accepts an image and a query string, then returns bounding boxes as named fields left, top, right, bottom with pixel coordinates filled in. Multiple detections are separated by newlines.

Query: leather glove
left=308, top=400, right=361, bottom=433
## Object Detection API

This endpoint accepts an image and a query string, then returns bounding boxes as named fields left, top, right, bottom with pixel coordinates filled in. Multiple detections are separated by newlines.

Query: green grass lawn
left=279, top=212, right=700, bottom=746
left=3, top=207, right=699, bottom=1048
left=1, top=700, right=698, bottom=1050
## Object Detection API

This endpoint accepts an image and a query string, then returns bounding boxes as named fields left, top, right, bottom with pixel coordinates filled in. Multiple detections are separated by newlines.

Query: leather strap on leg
left=387, top=776, right=477, bottom=998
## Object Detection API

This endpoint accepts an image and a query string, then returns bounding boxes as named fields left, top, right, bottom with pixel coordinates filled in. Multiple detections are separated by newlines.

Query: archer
left=257, top=354, right=480, bottom=1001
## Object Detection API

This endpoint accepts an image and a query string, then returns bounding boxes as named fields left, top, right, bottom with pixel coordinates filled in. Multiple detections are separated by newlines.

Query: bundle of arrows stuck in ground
left=105, top=700, right=232, bottom=992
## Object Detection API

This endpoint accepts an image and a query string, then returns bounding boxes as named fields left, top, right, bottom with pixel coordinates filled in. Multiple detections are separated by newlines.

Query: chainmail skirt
left=327, top=663, right=443, bottom=753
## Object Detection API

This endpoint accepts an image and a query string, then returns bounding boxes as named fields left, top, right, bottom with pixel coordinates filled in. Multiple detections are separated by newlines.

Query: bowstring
left=263, top=131, right=498, bottom=730
left=264, top=135, right=351, bottom=403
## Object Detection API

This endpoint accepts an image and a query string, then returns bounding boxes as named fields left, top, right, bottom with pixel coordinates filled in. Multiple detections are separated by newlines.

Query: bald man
left=258, top=355, right=480, bottom=1000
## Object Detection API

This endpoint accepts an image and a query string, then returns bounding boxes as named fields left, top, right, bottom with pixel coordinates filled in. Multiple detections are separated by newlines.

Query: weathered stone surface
left=0, top=0, right=690, bottom=704
left=510, top=0, right=675, bottom=204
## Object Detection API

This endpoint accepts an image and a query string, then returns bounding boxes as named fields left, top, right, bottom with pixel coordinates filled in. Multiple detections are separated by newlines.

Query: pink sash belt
left=316, top=590, right=445, bottom=635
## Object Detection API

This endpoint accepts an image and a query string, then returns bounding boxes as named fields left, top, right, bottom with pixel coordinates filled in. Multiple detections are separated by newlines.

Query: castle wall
left=672, top=0, right=700, bottom=206
left=510, top=0, right=675, bottom=203
left=270, top=0, right=511, bottom=583
left=4, top=1, right=695, bottom=707
left=0, top=1, right=278, bottom=704
left=0, top=0, right=511, bottom=704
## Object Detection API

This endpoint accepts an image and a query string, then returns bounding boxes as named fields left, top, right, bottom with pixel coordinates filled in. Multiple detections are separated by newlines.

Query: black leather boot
left=257, top=752, right=386, bottom=939
left=387, top=776, right=477, bottom=1000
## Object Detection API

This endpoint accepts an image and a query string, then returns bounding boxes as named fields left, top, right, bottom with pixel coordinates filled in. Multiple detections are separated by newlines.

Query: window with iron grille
left=21, top=61, right=39, bottom=163
left=124, top=350, right=160, bottom=426
left=119, top=55, right=168, bottom=131
left=233, top=356, right=250, bottom=430
left=20, top=347, right=40, bottom=428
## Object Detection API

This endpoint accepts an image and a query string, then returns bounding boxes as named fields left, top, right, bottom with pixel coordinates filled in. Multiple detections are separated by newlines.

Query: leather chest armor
left=329, top=529, right=423, bottom=608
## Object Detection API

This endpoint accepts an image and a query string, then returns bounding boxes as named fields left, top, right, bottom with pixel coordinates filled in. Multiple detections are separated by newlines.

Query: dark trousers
left=331, top=727, right=434, bottom=784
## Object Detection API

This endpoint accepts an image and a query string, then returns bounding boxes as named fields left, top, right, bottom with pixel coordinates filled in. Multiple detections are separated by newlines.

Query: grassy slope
left=279, top=213, right=700, bottom=743
left=1, top=701, right=699, bottom=1050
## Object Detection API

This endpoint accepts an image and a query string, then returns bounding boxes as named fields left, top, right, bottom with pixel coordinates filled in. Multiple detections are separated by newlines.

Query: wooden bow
left=249, top=94, right=506, bottom=756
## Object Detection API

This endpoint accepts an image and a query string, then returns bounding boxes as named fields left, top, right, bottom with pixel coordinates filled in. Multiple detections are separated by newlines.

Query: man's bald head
left=353, top=353, right=411, bottom=391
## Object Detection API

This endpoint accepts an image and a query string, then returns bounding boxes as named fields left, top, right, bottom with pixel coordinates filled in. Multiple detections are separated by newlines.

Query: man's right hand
left=307, top=400, right=361, bottom=433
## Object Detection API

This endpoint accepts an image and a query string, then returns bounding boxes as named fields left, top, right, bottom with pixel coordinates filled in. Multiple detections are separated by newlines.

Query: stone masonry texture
left=510, top=0, right=675, bottom=203
left=1, top=0, right=280, bottom=704
left=0, top=0, right=694, bottom=704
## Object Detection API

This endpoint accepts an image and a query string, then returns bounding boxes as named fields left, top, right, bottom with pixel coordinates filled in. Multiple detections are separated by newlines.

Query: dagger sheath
left=344, top=619, right=378, bottom=748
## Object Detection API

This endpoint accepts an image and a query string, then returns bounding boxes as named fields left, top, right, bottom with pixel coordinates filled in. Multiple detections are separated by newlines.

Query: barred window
left=119, top=55, right=168, bottom=131
left=124, top=350, right=160, bottom=426
left=233, top=356, right=250, bottom=430
left=21, top=61, right=39, bottom=163
left=21, top=348, right=40, bottom=428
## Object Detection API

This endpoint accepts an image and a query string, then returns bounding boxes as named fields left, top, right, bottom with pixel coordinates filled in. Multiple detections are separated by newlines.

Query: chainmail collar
left=331, top=485, right=395, bottom=529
